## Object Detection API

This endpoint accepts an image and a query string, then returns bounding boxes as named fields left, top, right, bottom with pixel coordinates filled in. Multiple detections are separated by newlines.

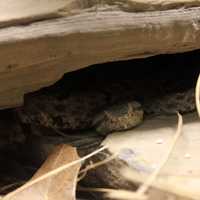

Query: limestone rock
left=0, top=0, right=200, bottom=108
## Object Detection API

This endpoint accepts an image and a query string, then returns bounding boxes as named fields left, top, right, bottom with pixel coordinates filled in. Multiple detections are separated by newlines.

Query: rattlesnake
left=17, top=85, right=195, bottom=135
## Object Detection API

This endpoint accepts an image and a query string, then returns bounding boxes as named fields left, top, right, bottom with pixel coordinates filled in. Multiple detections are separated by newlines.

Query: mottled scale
left=143, top=88, right=195, bottom=115
left=93, top=101, right=144, bottom=135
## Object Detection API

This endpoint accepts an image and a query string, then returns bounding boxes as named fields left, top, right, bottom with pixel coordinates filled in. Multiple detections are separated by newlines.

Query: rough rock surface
left=0, top=1, right=200, bottom=108
left=17, top=80, right=195, bottom=135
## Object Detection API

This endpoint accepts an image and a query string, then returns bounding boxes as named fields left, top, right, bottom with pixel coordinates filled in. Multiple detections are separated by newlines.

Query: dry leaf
left=4, top=144, right=81, bottom=200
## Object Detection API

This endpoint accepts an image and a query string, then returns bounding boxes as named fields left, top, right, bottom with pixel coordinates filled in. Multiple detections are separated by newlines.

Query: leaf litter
left=3, top=144, right=81, bottom=200
left=1, top=76, right=200, bottom=200
left=2, top=144, right=107, bottom=200
left=77, top=74, right=200, bottom=200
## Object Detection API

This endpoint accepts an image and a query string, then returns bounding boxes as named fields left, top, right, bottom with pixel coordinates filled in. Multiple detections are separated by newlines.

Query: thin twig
left=77, top=171, right=87, bottom=182
left=78, top=153, right=116, bottom=182
left=79, top=186, right=147, bottom=200
left=110, top=113, right=183, bottom=200
left=136, top=112, right=183, bottom=196
left=79, top=153, right=117, bottom=174
left=3, top=145, right=107, bottom=200
left=0, top=182, right=24, bottom=193
left=195, top=74, right=200, bottom=118
left=79, top=114, right=183, bottom=200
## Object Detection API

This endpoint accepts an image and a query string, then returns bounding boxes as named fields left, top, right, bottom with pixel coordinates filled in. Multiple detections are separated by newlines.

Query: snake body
left=17, top=86, right=195, bottom=135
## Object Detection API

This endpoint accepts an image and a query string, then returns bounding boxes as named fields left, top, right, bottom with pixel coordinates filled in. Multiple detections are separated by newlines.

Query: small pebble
left=156, top=139, right=164, bottom=144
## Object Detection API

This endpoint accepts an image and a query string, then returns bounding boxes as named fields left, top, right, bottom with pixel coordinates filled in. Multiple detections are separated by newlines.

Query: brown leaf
left=4, top=144, right=81, bottom=200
